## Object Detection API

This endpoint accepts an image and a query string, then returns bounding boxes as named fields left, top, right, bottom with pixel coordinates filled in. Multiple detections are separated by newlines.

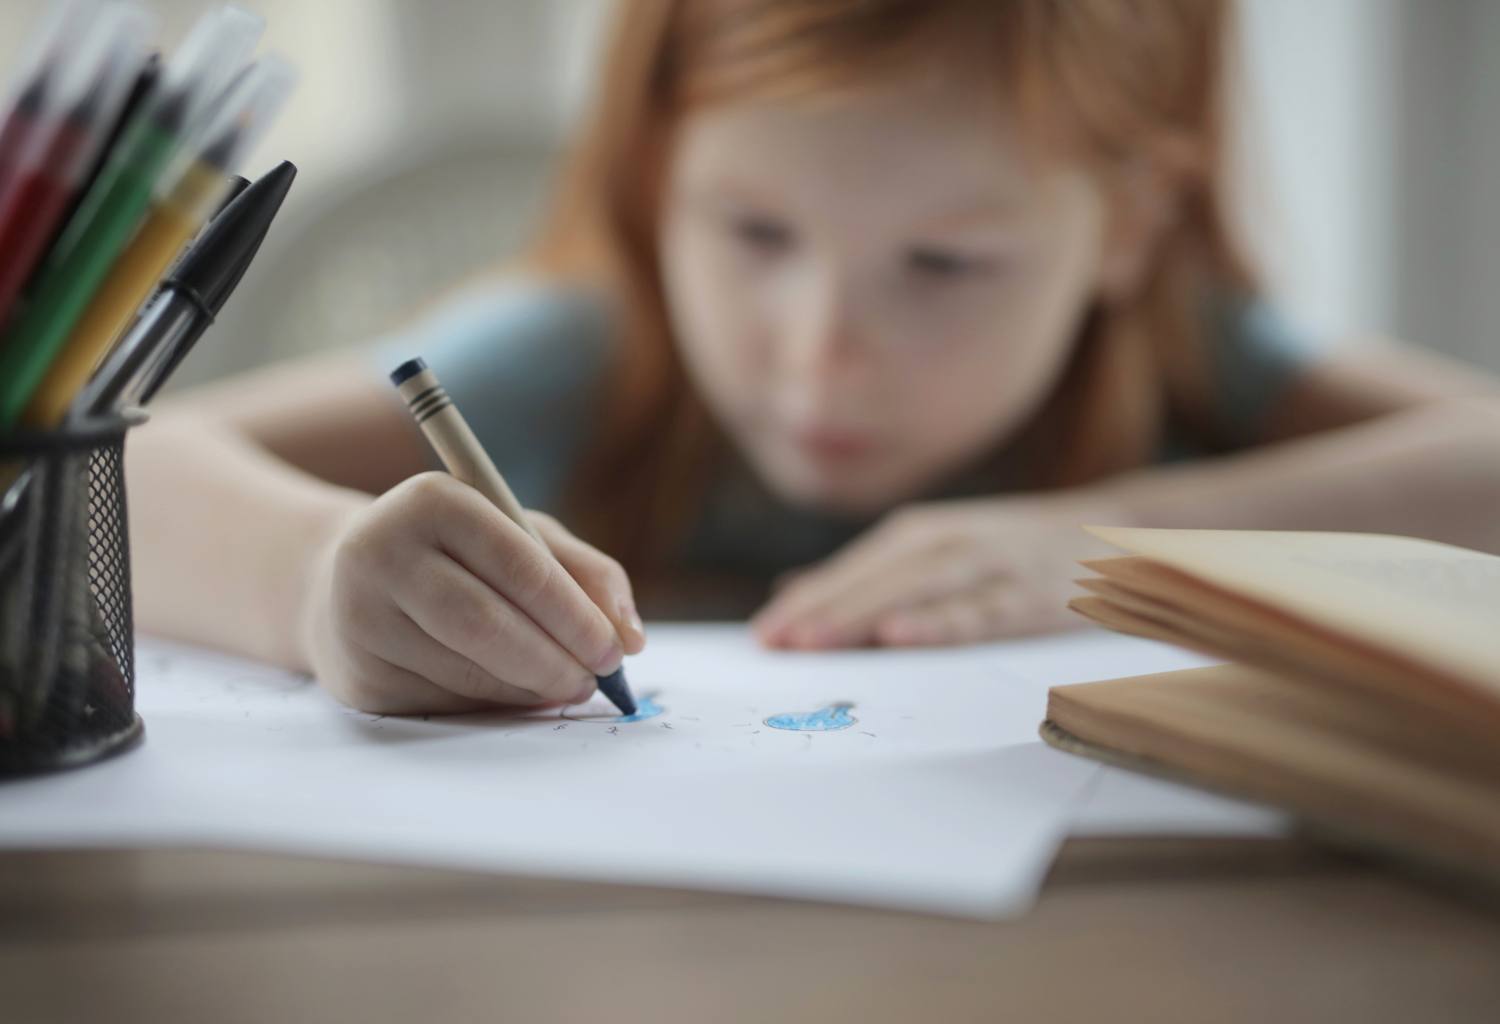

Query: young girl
left=130, top=0, right=1500, bottom=715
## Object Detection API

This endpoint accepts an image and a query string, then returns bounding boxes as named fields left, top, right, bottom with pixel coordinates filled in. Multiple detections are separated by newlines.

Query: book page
left=1087, top=527, right=1500, bottom=701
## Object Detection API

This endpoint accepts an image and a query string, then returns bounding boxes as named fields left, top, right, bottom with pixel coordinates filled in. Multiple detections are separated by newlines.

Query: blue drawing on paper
left=765, top=704, right=856, bottom=732
left=563, top=692, right=665, bottom=724
left=615, top=693, right=664, bottom=723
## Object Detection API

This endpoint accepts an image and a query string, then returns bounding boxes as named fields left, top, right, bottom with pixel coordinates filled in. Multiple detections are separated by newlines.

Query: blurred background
left=1, top=0, right=1497, bottom=386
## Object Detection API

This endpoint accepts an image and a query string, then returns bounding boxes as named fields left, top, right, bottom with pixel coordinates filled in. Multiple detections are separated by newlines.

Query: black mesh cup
left=0, top=414, right=144, bottom=776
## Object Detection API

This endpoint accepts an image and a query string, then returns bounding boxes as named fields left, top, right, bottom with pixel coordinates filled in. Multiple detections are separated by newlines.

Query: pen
left=389, top=357, right=638, bottom=716
left=213, top=172, right=251, bottom=217
left=71, top=160, right=295, bottom=419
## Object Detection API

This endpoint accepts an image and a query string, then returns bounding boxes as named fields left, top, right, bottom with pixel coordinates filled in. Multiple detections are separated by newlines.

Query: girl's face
left=660, top=77, right=1133, bottom=517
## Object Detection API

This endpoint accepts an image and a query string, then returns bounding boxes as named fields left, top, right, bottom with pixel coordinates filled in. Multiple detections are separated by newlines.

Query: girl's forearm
left=1101, top=399, right=1500, bottom=552
left=126, top=409, right=371, bottom=670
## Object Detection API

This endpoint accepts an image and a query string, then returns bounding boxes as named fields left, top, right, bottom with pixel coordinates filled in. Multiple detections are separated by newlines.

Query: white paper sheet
left=0, top=625, right=1281, bottom=916
left=1069, top=768, right=1291, bottom=838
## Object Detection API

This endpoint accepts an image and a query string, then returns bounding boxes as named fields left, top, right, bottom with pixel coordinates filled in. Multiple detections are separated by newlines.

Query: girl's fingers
left=753, top=548, right=916, bottom=647
left=754, top=547, right=906, bottom=643
left=872, top=583, right=1039, bottom=647
left=775, top=550, right=1004, bottom=648
left=417, top=475, right=625, bottom=675
left=755, top=559, right=897, bottom=648
left=357, top=607, right=562, bottom=708
left=768, top=566, right=811, bottom=594
left=755, top=523, right=1001, bottom=648
left=321, top=644, right=494, bottom=717
left=531, top=511, right=647, bottom=655
left=753, top=518, right=955, bottom=638
left=392, top=550, right=596, bottom=705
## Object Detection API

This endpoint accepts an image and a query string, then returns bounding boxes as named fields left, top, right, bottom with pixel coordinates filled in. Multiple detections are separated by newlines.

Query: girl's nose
left=774, top=268, right=873, bottom=407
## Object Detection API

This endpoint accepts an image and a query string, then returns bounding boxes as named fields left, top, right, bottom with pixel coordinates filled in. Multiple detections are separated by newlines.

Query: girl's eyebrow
left=684, top=174, right=1034, bottom=235
left=907, top=200, right=1030, bottom=236
left=694, top=183, right=1025, bottom=226
left=685, top=179, right=788, bottom=211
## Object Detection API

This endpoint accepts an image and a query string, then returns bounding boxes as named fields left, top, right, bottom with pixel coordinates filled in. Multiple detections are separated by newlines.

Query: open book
left=1044, top=527, right=1500, bottom=892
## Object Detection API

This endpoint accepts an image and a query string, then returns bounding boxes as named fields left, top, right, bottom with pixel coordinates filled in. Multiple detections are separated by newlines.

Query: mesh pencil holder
left=0, top=413, right=144, bottom=776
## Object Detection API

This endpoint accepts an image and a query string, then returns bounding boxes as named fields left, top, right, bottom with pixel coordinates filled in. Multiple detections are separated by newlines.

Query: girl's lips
left=791, top=426, right=882, bottom=461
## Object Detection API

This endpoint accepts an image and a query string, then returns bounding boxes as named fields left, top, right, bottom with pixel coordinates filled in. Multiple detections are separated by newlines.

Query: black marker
left=71, top=160, right=295, bottom=419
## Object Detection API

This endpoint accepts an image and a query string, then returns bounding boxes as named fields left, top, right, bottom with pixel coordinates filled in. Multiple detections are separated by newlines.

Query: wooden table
left=3, top=837, right=1498, bottom=1023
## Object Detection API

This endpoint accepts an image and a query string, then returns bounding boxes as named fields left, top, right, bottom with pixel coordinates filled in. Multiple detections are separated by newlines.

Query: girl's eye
left=731, top=215, right=793, bottom=253
left=906, top=247, right=990, bottom=280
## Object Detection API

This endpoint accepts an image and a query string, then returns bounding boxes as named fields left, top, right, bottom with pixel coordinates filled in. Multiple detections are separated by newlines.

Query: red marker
left=0, top=5, right=152, bottom=329
left=0, top=94, right=92, bottom=327
left=0, top=0, right=99, bottom=208
left=0, top=75, right=49, bottom=203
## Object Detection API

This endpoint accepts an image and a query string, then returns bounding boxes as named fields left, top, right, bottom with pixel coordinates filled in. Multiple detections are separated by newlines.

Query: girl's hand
left=302, top=472, right=646, bottom=714
left=751, top=493, right=1131, bottom=649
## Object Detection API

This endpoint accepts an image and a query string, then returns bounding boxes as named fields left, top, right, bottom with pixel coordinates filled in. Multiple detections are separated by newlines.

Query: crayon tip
left=595, top=667, right=637, bottom=717
left=390, top=358, right=427, bottom=387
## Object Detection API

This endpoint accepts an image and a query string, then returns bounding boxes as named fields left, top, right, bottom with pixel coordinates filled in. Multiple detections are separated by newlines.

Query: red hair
left=533, top=0, right=1253, bottom=580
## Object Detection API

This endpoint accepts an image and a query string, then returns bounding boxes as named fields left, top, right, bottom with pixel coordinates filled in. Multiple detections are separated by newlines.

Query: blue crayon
left=596, top=667, right=637, bottom=717
left=390, top=357, right=638, bottom=716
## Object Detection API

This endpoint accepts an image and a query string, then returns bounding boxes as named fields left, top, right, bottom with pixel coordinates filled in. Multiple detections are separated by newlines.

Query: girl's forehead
left=673, top=84, right=1067, bottom=223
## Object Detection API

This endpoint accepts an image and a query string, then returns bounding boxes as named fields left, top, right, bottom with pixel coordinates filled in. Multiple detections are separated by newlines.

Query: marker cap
left=157, top=54, right=296, bottom=201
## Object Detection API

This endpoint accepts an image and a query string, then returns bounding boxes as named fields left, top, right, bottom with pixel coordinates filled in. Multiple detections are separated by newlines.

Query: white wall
left=1390, top=1, right=1500, bottom=370
left=1234, top=0, right=1397, bottom=344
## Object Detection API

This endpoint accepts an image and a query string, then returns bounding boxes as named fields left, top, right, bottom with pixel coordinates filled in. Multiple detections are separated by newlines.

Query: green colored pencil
left=0, top=98, right=182, bottom=432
